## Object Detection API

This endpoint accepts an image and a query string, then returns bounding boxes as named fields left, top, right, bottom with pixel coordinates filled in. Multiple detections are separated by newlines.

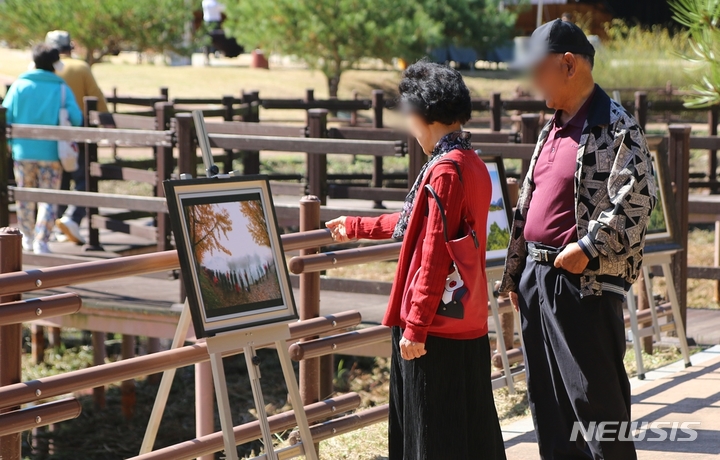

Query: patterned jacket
left=499, top=86, right=657, bottom=297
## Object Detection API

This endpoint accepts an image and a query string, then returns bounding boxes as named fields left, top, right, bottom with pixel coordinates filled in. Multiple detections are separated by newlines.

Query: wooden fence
left=0, top=209, right=396, bottom=459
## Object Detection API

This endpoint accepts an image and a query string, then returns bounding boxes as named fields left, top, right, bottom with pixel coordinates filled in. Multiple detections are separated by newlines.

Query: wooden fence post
left=350, top=90, right=359, bottom=126
left=176, top=113, right=197, bottom=178
left=31, top=324, right=45, bottom=364
left=0, top=227, right=23, bottom=460
left=298, top=196, right=322, bottom=455
left=407, top=136, right=426, bottom=186
left=490, top=92, right=502, bottom=132
left=92, top=331, right=106, bottom=409
left=520, top=114, right=540, bottom=181
left=635, top=272, right=654, bottom=354
left=634, top=91, right=648, bottom=132
left=159, top=86, right=169, bottom=102
left=145, top=338, right=162, bottom=385
left=371, top=90, right=385, bottom=209
left=222, top=95, right=235, bottom=173
left=0, top=107, right=9, bottom=228
left=195, top=360, right=214, bottom=460
left=83, top=97, right=101, bottom=251
left=49, top=327, right=62, bottom=349
left=241, top=90, right=261, bottom=175
left=121, top=335, right=136, bottom=419
left=668, top=124, right=692, bottom=328
left=633, top=92, right=652, bottom=353
left=304, top=89, right=315, bottom=126
left=155, top=102, right=174, bottom=252
left=307, top=109, right=329, bottom=205
left=112, top=87, right=118, bottom=113
left=709, top=105, right=719, bottom=194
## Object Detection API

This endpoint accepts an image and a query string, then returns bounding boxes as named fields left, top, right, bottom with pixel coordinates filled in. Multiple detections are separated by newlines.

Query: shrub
left=592, top=19, right=693, bottom=91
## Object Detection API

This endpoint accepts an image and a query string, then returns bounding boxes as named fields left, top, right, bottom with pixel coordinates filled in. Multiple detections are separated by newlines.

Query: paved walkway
left=502, top=345, right=720, bottom=459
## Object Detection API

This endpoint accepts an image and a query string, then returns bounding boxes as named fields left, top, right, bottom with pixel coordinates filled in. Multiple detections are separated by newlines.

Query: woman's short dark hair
left=33, top=43, right=60, bottom=72
left=399, top=61, right=472, bottom=126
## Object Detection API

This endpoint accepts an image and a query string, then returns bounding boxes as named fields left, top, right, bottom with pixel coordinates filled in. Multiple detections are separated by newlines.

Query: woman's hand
left=399, top=337, right=427, bottom=360
left=326, top=216, right=350, bottom=242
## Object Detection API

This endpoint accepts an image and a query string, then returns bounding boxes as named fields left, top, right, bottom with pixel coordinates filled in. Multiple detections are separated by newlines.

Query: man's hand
left=554, top=242, right=590, bottom=274
left=399, top=337, right=427, bottom=360
left=326, top=216, right=350, bottom=242
left=508, top=291, right=520, bottom=312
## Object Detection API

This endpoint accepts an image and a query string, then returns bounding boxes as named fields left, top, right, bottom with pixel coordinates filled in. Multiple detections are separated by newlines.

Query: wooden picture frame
left=478, top=155, right=514, bottom=267
left=164, top=175, right=297, bottom=338
left=645, top=144, right=681, bottom=252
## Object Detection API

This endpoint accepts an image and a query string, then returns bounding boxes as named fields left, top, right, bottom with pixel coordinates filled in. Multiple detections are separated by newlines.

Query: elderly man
left=500, top=19, right=656, bottom=459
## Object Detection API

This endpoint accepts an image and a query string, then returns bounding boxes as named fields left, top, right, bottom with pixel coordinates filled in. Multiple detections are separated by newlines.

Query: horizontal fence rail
left=302, top=404, right=389, bottom=444
left=0, top=228, right=337, bottom=297
left=0, top=250, right=179, bottom=297
left=0, top=293, right=81, bottom=326
left=10, top=188, right=168, bottom=214
left=208, top=133, right=405, bottom=156
left=0, top=398, right=81, bottom=438
left=289, top=326, right=390, bottom=361
left=129, top=394, right=361, bottom=460
left=8, top=124, right=172, bottom=146
left=289, top=242, right=402, bottom=274
left=0, top=310, right=362, bottom=411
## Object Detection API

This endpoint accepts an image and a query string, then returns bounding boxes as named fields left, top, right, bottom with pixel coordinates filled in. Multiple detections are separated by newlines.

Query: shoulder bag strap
left=424, top=157, right=479, bottom=248
left=424, top=184, right=450, bottom=243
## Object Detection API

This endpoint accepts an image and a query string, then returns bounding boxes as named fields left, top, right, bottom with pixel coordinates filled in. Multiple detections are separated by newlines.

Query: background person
left=2, top=43, right=83, bottom=254
left=45, top=30, right=108, bottom=245
left=202, top=0, right=226, bottom=63
left=501, top=19, right=655, bottom=459
left=326, top=61, right=506, bottom=460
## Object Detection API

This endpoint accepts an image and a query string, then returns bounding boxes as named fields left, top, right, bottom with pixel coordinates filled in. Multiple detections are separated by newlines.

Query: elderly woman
left=326, top=62, right=505, bottom=460
left=2, top=43, right=82, bottom=253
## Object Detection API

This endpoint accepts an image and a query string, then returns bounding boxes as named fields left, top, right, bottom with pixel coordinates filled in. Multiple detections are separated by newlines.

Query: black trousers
left=518, top=256, right=637, bottom=460
left=389, top=327, right=506, bottom=460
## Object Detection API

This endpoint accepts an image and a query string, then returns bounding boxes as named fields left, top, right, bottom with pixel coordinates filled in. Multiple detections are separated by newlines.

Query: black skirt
left=389, top=327, right=507, bottom=460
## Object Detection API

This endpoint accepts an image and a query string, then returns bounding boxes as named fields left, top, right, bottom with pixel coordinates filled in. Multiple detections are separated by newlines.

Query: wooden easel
left=486, top=264, right=525, bottom=394
left=139, top=111, right=318, bottom=460
left=205, top=323, right=317, bottom=460
left=625, top=249, right=692, bottom=379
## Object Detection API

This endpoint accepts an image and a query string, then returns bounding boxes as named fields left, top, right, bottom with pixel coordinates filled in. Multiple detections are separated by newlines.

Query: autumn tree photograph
left=185, top=196, right=283, bottom=314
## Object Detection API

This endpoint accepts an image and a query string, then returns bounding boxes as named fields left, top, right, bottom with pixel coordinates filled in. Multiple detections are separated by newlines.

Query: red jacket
left=346, top=149, right=492, bottom=343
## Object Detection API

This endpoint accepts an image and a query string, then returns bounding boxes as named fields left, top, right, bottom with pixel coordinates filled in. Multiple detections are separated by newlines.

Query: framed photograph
left=478, top=155, right=513, bottom=266
left=645, top=144, right=681, bottom=252
left=164, top=175, right=297, bottom=338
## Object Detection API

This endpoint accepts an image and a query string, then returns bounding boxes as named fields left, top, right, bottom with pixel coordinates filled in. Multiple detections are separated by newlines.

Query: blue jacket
left=2, top=70, right=83, bottom=162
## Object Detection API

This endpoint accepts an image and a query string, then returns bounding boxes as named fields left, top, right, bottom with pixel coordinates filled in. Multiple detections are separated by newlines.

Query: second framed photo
left=645, top=144, right=681, bottom=252
left=164, top=175, right=297, bottom=338
left=478, top=155, right=513, bottom=267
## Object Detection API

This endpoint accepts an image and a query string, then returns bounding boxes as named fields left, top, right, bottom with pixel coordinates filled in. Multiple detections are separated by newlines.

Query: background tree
left=0, top=0, right=191, bottom=65
left=187, top=204, right=233, bottom=264
left=419, top=0, right=518, bottom=59
left=225, top=0, right=518, bottom=96
left=670, top=0, right=720, bottom=107
left=240, top=201, right=271, bottom=247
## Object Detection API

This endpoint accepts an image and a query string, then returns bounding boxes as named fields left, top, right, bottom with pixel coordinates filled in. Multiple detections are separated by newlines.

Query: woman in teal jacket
left=2, top=43, right=83, bottom=253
